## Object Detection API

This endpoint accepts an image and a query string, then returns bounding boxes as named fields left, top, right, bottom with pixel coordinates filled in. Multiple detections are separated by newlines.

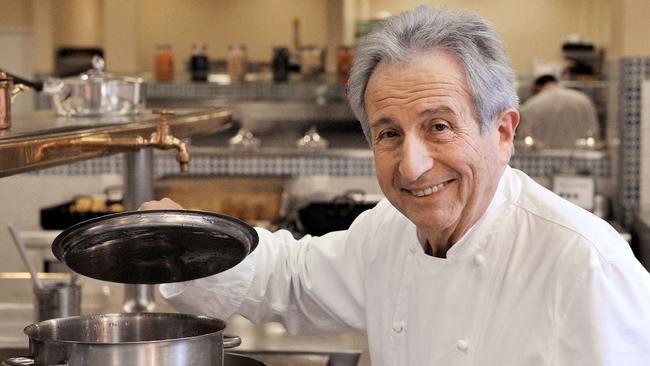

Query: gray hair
left=347, top=5, right=519, bottom=143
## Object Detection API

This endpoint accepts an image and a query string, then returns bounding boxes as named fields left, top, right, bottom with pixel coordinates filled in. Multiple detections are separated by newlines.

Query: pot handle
left=3, top=357, right=33, bottom=366
left=3, top=356, right=66, bottom=366
left=223, top=334, right=242, bottom=348
left=4, top=73, right=43, bottom=92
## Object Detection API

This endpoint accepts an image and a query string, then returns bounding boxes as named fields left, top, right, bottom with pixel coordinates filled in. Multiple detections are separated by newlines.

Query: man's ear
left=496, top=108, right=519, bottom=164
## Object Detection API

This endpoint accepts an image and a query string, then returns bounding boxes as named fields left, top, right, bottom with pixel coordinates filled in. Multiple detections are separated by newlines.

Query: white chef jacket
left=161, top=166, right=650, bottom=365
left=519, top=85, right=599, bottom=149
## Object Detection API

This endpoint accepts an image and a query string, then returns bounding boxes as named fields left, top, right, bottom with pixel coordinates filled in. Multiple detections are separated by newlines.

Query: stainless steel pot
left=3, top=312, right=241, bottom=366
left=44, top=56, right=143, bottom=117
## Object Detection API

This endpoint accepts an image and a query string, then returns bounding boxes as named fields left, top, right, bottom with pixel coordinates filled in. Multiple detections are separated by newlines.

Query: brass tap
left=150, top=109, right=191, bottom=172
left=34, top=109, right=191, bottom=172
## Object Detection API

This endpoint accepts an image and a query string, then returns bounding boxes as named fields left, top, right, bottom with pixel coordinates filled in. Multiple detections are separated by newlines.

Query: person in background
left=518, top=74, right=600, bottom=149
left=141, top=5, right=650, bottom=365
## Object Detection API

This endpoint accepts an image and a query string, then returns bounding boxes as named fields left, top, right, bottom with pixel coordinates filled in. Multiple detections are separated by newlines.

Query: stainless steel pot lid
left=52, top=210, right=258, bottom=284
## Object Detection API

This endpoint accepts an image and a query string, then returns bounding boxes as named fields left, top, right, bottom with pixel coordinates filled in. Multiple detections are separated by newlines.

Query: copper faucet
left=1, top=69, right=27, bottom=130
left=148, top=109, right=190, bottom=172
left=34, top=109, right=191, bottom=172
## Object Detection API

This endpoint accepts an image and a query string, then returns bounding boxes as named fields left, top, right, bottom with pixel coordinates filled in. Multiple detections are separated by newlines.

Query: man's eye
left=378, top=130, right=400, bottom=139
left=432, top=122, right=449, bottom=132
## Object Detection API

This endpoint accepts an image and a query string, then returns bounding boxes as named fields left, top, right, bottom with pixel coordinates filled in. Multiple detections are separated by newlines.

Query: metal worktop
left=0, top=108, right=232, bottom=177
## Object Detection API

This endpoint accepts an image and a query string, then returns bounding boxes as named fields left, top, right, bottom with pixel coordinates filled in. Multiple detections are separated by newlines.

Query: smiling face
left=365, top=50, right=518, bottom=248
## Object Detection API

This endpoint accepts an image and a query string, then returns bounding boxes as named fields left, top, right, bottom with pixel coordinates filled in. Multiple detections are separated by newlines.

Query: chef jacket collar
left=415, top=165, right=513, bottom=261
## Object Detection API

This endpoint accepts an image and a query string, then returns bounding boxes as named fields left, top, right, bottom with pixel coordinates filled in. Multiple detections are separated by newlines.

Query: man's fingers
left=138, top=197, right=184, bottom=211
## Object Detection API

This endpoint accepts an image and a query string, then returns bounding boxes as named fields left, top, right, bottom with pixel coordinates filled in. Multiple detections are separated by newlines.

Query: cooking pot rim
left=23, top=312, right=227, bottom=344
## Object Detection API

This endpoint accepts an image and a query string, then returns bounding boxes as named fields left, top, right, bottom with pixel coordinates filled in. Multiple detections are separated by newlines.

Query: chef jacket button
left=392, top=321, right=404, bottom=333
left=457, top=339, right=469, bottom=352
left=474, top=254, right=485, bottom=267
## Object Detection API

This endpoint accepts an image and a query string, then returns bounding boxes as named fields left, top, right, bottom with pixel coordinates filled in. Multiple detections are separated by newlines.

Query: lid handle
left=91, top=55, right=106, bottom=73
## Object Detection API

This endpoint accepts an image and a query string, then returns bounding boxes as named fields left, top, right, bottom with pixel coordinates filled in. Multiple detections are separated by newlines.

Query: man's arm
left=553, top=259, right=650, bottom=365
left=160, top=202, right=388, bottom=335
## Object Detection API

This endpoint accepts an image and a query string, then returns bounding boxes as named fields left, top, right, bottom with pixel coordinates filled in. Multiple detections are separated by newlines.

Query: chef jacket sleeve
left=554, top=258, right=650, bottom=365
left=161, top=203, right=383, bottom=335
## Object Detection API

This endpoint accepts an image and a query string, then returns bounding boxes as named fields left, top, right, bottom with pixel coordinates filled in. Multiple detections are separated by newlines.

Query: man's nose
left=398, top=135, right=433, bottom=181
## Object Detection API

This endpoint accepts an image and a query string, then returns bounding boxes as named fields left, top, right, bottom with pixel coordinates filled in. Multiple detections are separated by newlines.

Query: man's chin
left=399, top=207, right=457, bottom=232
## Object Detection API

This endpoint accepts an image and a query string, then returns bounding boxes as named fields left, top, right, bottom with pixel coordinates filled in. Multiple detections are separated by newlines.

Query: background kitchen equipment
left=552, top=171, right=595, bottom=211
left=32, top=282, right=81, bottom=322
left=40, top=194, right=124, bottom=230
left=232, top=350, right=362, bottom=366
left=7, top=224, right=44, bottom=290
left=51, top=209, right=258, bottom=284
left=298, top=191, right=379, bottom=236
left=154, top=176, right=287, bottom=225
left=7, top=224, right=81, bottom=321
left=54, top=47, right=104, bottom=77
left=2, top=313, right=243, bottom=366
left=47, top=55, right=143, bottom=117
left=4, top=56, right=143, bottom=117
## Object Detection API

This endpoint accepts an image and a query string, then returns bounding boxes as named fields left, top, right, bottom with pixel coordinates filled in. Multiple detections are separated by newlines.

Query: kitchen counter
left=0, top=108, right=232, bottom=177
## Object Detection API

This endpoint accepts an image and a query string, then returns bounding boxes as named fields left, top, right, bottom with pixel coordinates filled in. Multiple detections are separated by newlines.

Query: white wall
left=0, top=0, right=619, bottom=76
left=0, top=27, right=34, bottom=114
left=368, top=0, right=610, bottom=74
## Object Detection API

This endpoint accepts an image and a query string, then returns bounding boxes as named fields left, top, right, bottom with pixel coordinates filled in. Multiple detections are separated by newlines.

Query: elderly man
left=143, top=6, right=650, bottom=365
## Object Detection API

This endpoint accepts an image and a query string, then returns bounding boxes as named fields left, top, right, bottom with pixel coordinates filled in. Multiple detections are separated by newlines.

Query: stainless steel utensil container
left=33, top=282, right=81, bottom=321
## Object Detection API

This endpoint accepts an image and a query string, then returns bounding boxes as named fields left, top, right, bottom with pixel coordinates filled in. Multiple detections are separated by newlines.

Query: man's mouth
left=405, top=179, right=453, bottom=197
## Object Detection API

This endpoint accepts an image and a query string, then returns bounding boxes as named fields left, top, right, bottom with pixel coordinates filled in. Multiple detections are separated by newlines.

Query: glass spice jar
left=227, top=43, right=247, bottom=83
left=300, top=45, right=323, bottom=78
left=154, top=44, right=174, bottom=82
left=336, top=46, right=354, bottom=86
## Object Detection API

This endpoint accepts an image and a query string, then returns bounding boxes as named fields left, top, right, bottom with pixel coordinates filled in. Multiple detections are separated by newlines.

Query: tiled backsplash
left=28, top=152, right=611, bottom=179
left=617, top=57, right=650, bottom=227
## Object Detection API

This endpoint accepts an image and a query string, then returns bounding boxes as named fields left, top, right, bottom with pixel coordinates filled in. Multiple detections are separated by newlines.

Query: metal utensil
left=7, top=224, right=44, bottom=290
left=52, top=210, right=258, bottom=284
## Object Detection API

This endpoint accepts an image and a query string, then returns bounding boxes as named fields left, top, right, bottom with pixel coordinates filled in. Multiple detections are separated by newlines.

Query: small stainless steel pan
left=52, top=210, right=258, bottom=284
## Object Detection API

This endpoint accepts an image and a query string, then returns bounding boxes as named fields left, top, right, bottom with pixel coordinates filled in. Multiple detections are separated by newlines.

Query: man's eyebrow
left=369, top=117, right=395, bottom=129
left=369, top=107, right=458, bottom=129
left=419, top=106, right=456, bottom=118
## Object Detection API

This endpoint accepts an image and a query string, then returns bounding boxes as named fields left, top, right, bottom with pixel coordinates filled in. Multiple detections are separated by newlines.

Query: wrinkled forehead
left=365, top=50, right=471, bottom=97
left=365, top=51, right=473, bottom=107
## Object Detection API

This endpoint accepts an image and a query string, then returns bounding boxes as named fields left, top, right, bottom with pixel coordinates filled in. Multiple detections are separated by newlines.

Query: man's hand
left=138, top=197, right=184, bottom=210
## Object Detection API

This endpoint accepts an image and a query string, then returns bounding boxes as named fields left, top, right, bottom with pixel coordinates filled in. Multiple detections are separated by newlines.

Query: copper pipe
left=33, top=110, right=191, bottom=172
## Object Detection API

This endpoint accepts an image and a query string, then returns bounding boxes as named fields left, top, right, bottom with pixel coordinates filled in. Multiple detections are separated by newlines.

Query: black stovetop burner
left=225, top=353, right=266, bottom=366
